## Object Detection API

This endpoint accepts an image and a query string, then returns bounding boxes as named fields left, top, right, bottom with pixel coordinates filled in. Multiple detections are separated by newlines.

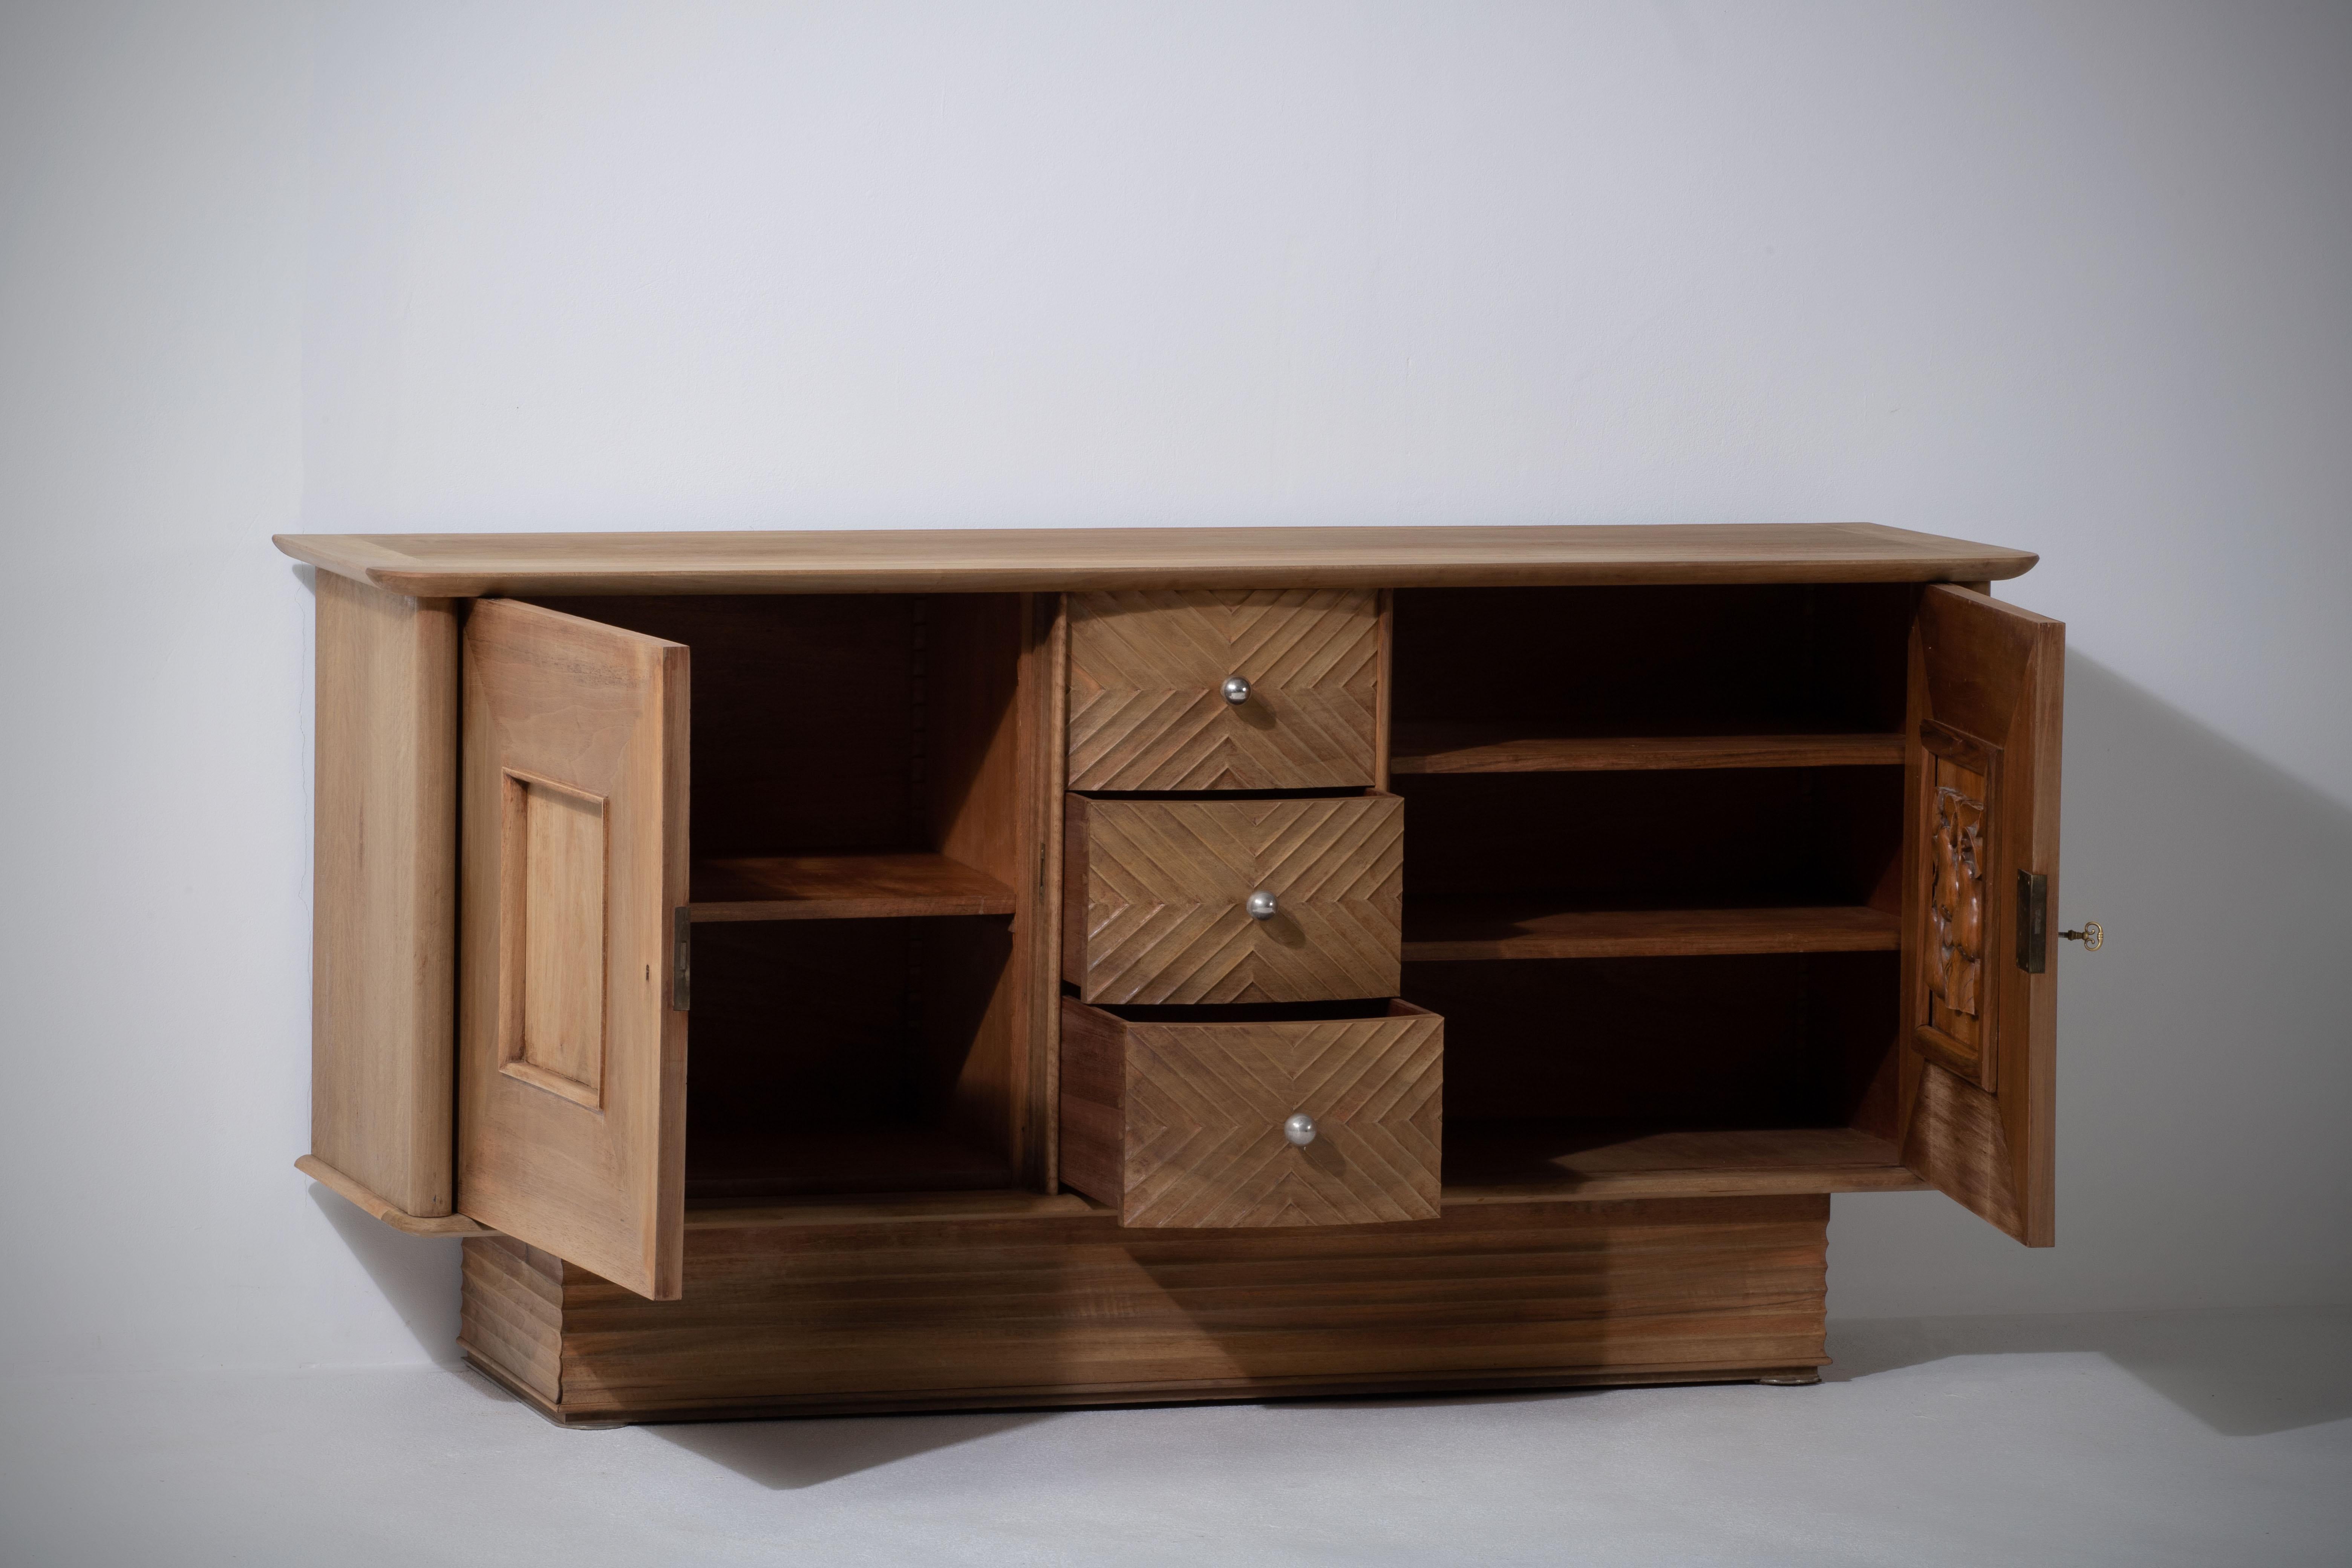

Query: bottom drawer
left=1060, top=997, right=1442, bottom=1228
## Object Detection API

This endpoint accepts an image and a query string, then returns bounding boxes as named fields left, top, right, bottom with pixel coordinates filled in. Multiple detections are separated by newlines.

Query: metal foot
left=1757, top=1371, right=1822, bottom=1386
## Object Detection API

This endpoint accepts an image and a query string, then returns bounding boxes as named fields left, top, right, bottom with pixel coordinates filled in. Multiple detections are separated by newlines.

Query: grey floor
left=3, top=1307, right=2347, bottom=1568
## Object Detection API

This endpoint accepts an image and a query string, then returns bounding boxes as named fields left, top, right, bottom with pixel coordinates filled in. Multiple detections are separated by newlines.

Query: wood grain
left=1067, top=589, right=1381, bottom=791
left=1400, top=903, right=1901, bottom=963
left=1388, top=724, right=1905, bottom=775
left=1897, top=584, right=2064, bottom=1246
left=308, top=573, right=459, bottom=1218
left=275, top=522, right=2040, bottom=596
left=1061, top=999, right=1442, bottom=1228
left=461, top=1237, right=565, bottom=1405
left=1066, top=794, right=1404, bottom=1004
left=458, top=1195, right=1831, bottom=1424
left=459, top=599, right=689, bottom=1300
left=687, top=852, right=1016, bottom=922
left=1439, top=1124, right=1925, bottom=1203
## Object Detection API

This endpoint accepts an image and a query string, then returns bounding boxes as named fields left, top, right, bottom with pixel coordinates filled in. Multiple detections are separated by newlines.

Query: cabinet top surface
left=274, top=522, right=2035, bottom=596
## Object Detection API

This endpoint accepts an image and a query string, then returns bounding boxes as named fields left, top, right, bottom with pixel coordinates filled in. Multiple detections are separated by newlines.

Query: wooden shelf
left=1389, top=722, right=1903, bottom=775
left=687, top=1190, right=1103, bottom=1231
left=1442, top=1122, right=1924, bottom=1203
left=686, top=1125, right=1015, bottom=1200
left=1401, top=902, right=1901, bottom=962
left=688, top=852, right=1017, bottom=923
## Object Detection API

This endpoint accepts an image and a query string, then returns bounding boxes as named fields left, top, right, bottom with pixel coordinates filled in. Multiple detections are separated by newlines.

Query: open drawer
left=1059, top=997, right=1443, bottom=1228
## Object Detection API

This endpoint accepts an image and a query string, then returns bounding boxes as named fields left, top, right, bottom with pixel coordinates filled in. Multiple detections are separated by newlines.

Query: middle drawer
left=1063, top=793, right=1404, bottom=1005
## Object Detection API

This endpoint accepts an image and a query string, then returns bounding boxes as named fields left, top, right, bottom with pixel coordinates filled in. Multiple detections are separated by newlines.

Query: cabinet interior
left=527, top=594, right=1031, bottom=1200
left=1390, top=584, right=1916, bottom=1191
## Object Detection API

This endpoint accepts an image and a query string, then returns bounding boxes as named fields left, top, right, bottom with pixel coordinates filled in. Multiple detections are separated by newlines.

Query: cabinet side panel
left=311, top=573, right=458, bottom=1216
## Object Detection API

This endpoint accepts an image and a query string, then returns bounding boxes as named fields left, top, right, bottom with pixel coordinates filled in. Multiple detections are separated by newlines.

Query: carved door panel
left=1899, top=585, right=2063, bottom=1246
left=458, top=599, right=690, bottom=1300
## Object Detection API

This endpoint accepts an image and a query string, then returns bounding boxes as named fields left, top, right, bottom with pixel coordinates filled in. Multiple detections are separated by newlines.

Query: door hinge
left=2015, top=870, right=2048, bottom=974
left=672, top=906, right=692, bottom=1011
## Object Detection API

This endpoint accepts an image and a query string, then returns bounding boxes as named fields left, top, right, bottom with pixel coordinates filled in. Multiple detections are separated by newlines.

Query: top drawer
left=1067, top=590, right=1381, bottom=791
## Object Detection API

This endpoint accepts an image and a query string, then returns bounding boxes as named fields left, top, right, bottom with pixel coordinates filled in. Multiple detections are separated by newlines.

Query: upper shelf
left=273, top=523, right=2036, bottom=596
left=689, top=852, right=1017, bottom=923
left=1401, top=902, right=1902, bottom=962
left=1389, top=723, right=1905, bottom=775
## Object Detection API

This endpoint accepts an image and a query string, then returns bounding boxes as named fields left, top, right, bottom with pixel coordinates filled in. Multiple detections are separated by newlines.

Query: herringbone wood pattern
left=1066, top=795, right=1403, bottom=1004
left=1067, top=589, right=1380, bottom=790
left=1061, top=998, right=1442, bottom=1228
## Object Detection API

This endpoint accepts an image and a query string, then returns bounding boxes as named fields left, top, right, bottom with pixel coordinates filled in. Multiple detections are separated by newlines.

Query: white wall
left=2, top=0, right=2345, bottom=1377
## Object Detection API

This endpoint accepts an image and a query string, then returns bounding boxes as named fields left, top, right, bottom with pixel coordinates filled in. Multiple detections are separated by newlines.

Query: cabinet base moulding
left=296, top=1155, right=496, bottom=1238
left=458, top=1193, right=1831, bottom=1426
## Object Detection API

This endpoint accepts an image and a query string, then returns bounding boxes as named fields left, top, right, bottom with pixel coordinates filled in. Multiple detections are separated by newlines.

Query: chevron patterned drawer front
left=1066, top=589, right=1381, bottom=791
left=1060, top=998, right=1442, bottom=1227
left=1064, top=793, right=1404, bottom=1005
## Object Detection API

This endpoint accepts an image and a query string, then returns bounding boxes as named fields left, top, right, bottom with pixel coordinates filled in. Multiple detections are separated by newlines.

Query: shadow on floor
left=307, top=1183, right=464, bottom=1363
left=1282, top=1387, right=1601, bottom=1413
left=1825, top=1305, right=2352, bottom=1436
left=646, top=1410, right=1050, bottom=1488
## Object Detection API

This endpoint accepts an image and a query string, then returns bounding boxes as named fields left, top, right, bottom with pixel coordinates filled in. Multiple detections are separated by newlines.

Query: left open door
left=458, top=599, right=689, bottom=1300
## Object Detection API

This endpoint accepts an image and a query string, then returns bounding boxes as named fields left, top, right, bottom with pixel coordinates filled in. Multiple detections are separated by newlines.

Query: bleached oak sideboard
left=279, top=524, right=2069, bottom=1425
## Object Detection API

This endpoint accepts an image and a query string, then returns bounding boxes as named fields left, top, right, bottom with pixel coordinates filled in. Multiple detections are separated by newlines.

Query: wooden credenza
left=279, top=524, right=2066, bottom=1425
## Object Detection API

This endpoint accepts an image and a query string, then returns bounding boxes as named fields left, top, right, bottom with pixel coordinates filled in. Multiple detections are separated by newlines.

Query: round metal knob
left=1245, top=890, right=1279, bottom=920
left=1284, top=1112, right=1317, bottom=1147
left=1221, top=675, right=1251, bottom=705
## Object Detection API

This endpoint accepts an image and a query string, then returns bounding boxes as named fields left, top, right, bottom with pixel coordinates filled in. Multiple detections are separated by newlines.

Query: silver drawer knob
left=1284, top=1112, right=1317, bottom=1147
left=1221, top=675, right=1251, bottom=705
left=1245, top=890, right=1279, bottom=920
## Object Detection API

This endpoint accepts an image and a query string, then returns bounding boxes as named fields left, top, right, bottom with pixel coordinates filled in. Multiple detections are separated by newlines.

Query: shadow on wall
left=308, top=1185, right=464, bottom=1362
left=1830, top=651, right=2352, bottom=1319
left=1825, top=1306, right=2352, bottom=1438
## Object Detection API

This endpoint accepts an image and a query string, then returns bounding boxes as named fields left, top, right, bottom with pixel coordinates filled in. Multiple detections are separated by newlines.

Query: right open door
left=1898, top=584, right=2064, bottom=1246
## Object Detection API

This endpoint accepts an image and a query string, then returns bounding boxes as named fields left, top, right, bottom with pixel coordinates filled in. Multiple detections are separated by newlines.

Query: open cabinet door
left=458, top=599, right=689, bottom=1299
left=1899, top=585, right=2063, bottom=1246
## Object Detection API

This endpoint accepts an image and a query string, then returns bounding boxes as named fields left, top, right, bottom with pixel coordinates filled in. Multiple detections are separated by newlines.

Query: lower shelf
left=685, top=1124, right=1015, bottom=1200
left=1441, top=1122, right=1923, bottom=1202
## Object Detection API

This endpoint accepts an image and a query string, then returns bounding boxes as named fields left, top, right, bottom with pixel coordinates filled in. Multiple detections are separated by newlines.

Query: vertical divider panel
left=1031, top=594, right=1070, bottom=1191
left=924, top=593, right=1068, bottom=1191
left=1373, top=588, right=1393, bottom=792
